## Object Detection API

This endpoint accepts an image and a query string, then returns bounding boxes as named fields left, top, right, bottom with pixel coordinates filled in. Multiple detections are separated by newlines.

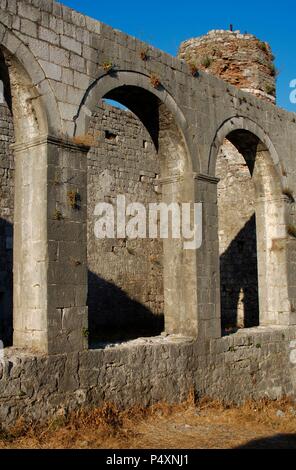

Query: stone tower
left=178, top=30, right=278, bottom=329
left=178, top=29, right=277, bottom=103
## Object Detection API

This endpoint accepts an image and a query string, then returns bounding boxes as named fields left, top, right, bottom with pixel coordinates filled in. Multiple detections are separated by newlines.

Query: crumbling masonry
left=1, top=1, right=296, bottom=425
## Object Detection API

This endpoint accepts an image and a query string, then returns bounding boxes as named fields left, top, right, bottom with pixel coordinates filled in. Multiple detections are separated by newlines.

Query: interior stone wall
left=216, top=139, right=259, bottom=330
left=0, top=69, right=14, bottom=347
left=87, top=101, right=164, bottom=342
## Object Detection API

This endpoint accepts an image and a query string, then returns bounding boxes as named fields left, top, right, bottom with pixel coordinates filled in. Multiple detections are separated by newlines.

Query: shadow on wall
left=88, top=270, right=164, bottom=347
left=0, top=218, right=13, bottom=347
left=220, top=213, right=259, bottom=333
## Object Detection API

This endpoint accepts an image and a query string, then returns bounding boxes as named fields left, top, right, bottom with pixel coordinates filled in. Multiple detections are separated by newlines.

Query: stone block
left=73, top=71, right=90, bottom=89
left=20, top=18, right=37, bottom=37
left=62, top=68, right=74, bottom=85
left=61, top=35, right=82, bottom=55
left=18, top=2, right=40, bottom=21
left=39, top=60, right=62, bottom=80
left=27, top=37, right=49, bottom=60
left=39, top=26, right=59, bottom=45
left=58, top=102, right=78, bottom=121
left=70, top=53, right=85, bottom=73
left=50, top=45, right=70, bottom=67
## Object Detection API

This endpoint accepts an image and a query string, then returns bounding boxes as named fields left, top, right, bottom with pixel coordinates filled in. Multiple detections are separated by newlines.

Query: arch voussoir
left=0, top=25, right=62, bottom=136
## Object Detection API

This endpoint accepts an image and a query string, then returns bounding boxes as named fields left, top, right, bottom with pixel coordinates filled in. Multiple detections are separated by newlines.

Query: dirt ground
left=1, top=396, right=296, bottom=449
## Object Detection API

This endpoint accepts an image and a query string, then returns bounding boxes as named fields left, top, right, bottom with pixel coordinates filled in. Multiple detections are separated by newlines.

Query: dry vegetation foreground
left=1, top=397, right=296, bottom=449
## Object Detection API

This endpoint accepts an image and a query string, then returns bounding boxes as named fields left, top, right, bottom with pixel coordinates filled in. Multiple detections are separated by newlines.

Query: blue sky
left=62, top=0, right=296, bottom=113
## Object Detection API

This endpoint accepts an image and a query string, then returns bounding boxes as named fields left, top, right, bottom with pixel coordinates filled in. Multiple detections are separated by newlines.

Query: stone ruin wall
left=86, top=30, right=278, bottom=337
left=179, top=30, right=277, bottom=329
left=1, top=324, right=296, bottom=426
left=0, top=1, right=296, bottom=426
left=0, top=27, right=280, bottom=340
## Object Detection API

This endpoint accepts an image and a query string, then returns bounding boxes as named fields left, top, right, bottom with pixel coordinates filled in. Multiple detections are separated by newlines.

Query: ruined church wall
left=1, top=0, right=296, bottom=427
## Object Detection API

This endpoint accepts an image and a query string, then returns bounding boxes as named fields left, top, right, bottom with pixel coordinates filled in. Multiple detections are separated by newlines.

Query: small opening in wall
left=143, top=140, right=149, bottom=149
left=105, top=130, right=117, bottom=141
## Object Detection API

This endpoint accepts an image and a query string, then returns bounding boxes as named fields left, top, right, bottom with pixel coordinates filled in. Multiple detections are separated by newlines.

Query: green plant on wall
left=82, top=328, right=89, bottom=338
left=53, top=209, right=63, bottom=220
left=269, top=63, right=279, bottom=78
left=68, top=190, right=81, bottom=210
left=140, top=48, right=149, bottom=61
left=150, top=74, right=161, bottom=89
left=258, top=41, right=268, bottom=53
left=189, top=63, right=198, bottom=77
left=201, top=56, right=212, bottom=68
left=264, top=83, right=276, bottom=96
left=102, top=61, right=114, bottom=73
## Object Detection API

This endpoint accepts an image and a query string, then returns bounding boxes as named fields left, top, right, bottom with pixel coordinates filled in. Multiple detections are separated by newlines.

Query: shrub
left=264, top=83, right=276, bottom=96
left=150, top=74, right=161, bottom=89
left=201, top=56, right=212, bottom=68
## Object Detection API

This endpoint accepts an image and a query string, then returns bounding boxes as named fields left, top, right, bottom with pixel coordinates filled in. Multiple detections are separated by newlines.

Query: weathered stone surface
left=179, top=30, right=277, bottom=102
left=0, top=326, right=295, bottom=427
left=0, top=0, right=295, bottom=428
left=87, top=101, right=163, bottom=339
left=0, top=64, right=14, bottom=347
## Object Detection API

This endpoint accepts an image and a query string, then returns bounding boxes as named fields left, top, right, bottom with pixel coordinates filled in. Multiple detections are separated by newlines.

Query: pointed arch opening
left=211, top=120, right=289, bottom=332
left=74, top=74, right=197, bottom=346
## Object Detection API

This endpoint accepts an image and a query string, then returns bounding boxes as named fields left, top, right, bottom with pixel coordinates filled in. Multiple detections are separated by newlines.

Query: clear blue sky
left=62, top=0, right=296, bottom=113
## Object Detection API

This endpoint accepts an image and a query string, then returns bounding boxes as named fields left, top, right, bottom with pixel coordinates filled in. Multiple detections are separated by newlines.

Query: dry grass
left=1, top=395, right=296, bottom=449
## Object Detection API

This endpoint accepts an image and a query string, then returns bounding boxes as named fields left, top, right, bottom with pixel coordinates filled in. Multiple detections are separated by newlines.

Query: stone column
left=159, top=172, right=221, bottom=340
left=12, top=135, right=88, bottom=354
left=194, top=174, right=221, bottom=341
left=256, top=194, right=296, bottom=326
left=161, top=173, right=198, bottom=337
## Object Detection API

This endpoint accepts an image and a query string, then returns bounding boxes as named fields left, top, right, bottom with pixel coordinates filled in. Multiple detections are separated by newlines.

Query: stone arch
left=208, top=116, right=282, bottom=185
left=0, top=29, right=63, bottom=350
left=75, top=71, right=199, bottom=339
left=74, top=71, right=187, bottom=132
left=209, top=116, right=292, bottom=327
left=74, top=71, right=195, bottom=172
left=0, top=26, right=62, bottom=136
